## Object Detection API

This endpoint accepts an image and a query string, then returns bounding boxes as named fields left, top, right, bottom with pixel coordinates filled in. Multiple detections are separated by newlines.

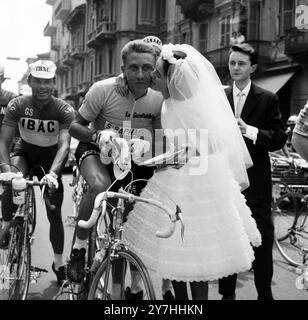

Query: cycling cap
left=29, top=60, right=56, bottom=79
left=143, top=36, right=162, bottom=50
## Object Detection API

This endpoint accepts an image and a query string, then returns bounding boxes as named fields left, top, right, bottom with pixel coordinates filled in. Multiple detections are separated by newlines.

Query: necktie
left=235, top=91, right=245, bottom=118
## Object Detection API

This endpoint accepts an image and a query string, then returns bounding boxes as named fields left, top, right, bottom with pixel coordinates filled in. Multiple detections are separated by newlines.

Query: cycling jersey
left=0, top=88, right=18, bottom=128
left=3, top=95, right=74, bottom=147
left=79, top=77, right=163, bottom=139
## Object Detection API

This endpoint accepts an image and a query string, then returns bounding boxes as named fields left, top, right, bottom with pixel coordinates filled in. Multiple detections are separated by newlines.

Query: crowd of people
left=1, top=33, right=308, bottom=300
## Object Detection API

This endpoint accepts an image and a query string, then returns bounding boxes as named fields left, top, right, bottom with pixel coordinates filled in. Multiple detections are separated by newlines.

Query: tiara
left=143, top=36, right=162, bottom=48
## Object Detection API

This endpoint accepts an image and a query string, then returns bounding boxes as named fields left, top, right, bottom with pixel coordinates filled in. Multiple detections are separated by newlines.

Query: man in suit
left=218, top=43, right=287, bottom=300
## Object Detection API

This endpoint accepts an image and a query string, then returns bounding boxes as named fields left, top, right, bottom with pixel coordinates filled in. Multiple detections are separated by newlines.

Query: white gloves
left=112, top=137, right=131, bottom=171
left=40, top=172, right=59, bottom=190
left=129, top=138, right=151, bottom=164
left=97, top=130, right=119, bottom=165
left=96, top=130, right=150, bottom=169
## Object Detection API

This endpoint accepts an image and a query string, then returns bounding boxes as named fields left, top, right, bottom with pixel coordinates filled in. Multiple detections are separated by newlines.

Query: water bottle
left=12, top=172, right=27, bottom=205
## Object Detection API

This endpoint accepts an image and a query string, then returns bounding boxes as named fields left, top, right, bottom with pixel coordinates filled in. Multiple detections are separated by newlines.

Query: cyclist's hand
left=114, top=74, right=129, bottom=97
left=97, top=130, right=119, bottom=165
left=129, top=138, right=151, bottom=164
left=112, top=137, right=131, bottom=171
left=96, top=130, right=118, bottom=150
left=40, top=172, right=59, bottom=191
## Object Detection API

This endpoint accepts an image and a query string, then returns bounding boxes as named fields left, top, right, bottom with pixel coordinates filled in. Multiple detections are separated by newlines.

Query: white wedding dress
left=123, top=98, right=262, bottom=282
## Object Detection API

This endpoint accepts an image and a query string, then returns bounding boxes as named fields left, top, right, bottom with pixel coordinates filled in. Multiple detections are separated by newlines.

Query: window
left=159, top=0, right=166, bottom=22
left=90, top=60, right=94, bottom=81
left=108, top=49, right=113, bottom=75
left=97, top=54, right=103, bottom=75
left=220, top=15, right=231, bottom=47
left=279, top=0, right=295, bottom=35
left=138, top=0, right=156, bottom=25
left=248, top=1, right=260, bottom=40
left=199, top=23, right=208, bottom=53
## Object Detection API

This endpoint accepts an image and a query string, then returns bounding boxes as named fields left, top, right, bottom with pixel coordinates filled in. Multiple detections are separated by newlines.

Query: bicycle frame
left=80, top=189, right=184, bottom=300
left=0, top=176, right=47, bottom=300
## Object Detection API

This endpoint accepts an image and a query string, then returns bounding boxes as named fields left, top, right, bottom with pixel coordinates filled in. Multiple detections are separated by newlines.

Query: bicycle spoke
left=273, top=192, right=308, bottom=267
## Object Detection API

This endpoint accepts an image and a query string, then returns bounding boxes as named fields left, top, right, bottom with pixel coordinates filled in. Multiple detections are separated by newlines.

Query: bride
left=124, top=43, right=262, bottom=300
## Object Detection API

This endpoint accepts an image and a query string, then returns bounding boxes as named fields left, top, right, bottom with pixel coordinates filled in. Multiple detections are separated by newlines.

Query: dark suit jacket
left=225, top=84, right=287, bottom=208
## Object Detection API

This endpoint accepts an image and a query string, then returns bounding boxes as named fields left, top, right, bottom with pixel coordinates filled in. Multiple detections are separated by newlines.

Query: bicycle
left=0, top=169, right=50, bottom=300
left=66, top=166, right=88, bottom=225
left=271, top=155, right=308, bottom=267
left=78, top=186, right=184, bottom=300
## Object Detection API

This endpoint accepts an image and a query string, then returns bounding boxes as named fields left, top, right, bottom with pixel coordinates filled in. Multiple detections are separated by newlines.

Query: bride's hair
left=161, top=50, right=199, bottom=101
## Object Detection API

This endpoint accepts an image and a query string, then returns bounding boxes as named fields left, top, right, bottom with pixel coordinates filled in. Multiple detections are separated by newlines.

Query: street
left=25, top=172, right=308, bottom=300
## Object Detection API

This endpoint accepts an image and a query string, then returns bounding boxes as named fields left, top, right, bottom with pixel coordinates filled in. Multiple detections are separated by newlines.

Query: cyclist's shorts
left=11, top=139, right=64, bottom=193
left=75, top=141, right=155, bottom=195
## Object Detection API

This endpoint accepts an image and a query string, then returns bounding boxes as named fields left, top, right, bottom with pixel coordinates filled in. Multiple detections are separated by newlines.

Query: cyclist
left=68, top=39, right=164, bottom=299
left=0, top=60, right=75, bottom=286
left=0, top=63, right=19, bottom=150
left=115, top=36, right=175, bottom=300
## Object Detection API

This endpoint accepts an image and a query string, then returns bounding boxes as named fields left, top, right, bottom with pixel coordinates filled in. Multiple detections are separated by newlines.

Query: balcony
left=95, top=22, right=117, bottom=41
left=62, top=50, right=74, bottom=66
left=55, top=0, right=71, bottom=22
left=44, top=22, right=57, bottom=37
left=55, top=60, right=69, bottom=74
left=51, top=36, right=60, bottom=51
left=66, top=4, right=85, bottom=30
left=176, top=0, right=214, bottom=21
left=87, top=22, right=116, bottom=48
left=71, top=45, right=85, bottom=59
left=285, top=28, right=308, bottom=65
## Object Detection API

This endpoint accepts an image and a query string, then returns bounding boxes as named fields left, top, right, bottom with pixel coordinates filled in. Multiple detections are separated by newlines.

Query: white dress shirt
left=233, top=81, right=258, bottom=144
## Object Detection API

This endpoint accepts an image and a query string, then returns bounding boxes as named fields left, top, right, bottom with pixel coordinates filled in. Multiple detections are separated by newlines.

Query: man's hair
left=121, top=40, right=157, bottom=65
left=229, top=43, right=258, bottom=65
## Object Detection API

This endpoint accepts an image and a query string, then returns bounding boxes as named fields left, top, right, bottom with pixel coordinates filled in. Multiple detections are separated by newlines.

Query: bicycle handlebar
left=0, top=176, right=55, bottom=211
left=78, top=190, right=185, bottom=240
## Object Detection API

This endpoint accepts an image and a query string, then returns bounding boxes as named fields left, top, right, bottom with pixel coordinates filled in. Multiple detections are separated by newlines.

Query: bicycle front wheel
left=273, top=192, right=308, bottom=267
left=0, top=221, right=31, bottom=300
left=88, top=249, right=155, bottom=300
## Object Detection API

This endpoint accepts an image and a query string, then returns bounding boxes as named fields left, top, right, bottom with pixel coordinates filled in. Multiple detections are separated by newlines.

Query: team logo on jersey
left=25, top=107, right=34, bottom=116
left=20, top=118, right=58, bottom=133
left=18, top=117, right=60, bottom=147
left=65, top=106, right=74, bottom=114
left=125, top=111, right=155, bottom=119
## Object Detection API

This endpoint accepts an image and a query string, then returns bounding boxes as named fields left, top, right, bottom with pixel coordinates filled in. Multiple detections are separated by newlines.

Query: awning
left=253, top=72, right=295, bottom=93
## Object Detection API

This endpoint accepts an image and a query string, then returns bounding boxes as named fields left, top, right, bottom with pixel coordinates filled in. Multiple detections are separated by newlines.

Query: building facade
left=40, top=0, right=308, bottom=120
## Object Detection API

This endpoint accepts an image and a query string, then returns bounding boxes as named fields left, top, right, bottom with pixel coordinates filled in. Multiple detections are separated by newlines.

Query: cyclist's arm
left=292, top=132, right=308, bottom=162
left=49, top=129, right=71, bottom=175
left=69, top=112, right=96, bottom=143
left=0, top=124, right=16, bottom=172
